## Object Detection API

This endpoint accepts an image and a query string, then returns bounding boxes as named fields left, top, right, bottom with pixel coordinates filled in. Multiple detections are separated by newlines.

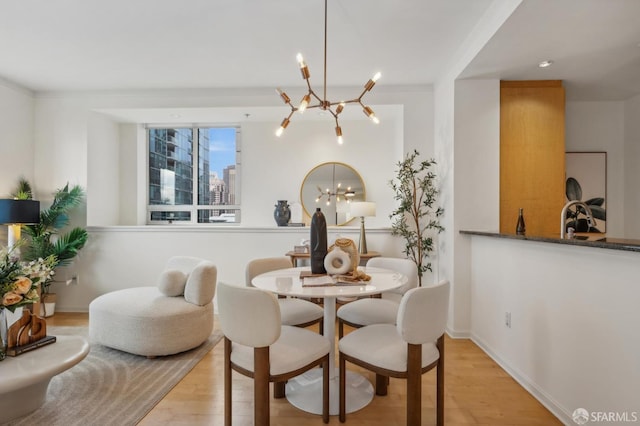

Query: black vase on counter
left=516, top=208, right=526, bottom=235
left=274, top=200, right=291, bottom=226
left=310, top=208, right=327, bottom=274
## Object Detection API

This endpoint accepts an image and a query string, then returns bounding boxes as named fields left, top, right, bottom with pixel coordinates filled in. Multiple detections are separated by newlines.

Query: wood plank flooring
left=48, top=313, right=561, bottom=425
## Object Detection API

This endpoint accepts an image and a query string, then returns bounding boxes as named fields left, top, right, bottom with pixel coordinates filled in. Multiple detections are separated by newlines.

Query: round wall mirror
left=300, top=162, right=366, bottom=226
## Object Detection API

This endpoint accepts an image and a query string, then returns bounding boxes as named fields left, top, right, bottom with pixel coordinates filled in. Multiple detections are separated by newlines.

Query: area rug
left=5, top=326, right=223, bottom=426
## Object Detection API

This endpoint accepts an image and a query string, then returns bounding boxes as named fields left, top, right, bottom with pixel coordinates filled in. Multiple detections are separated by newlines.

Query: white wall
left=624, top=93, right=640, bottom=238
left=450, top=79, right=501, bottom=336
left=0, top=80, right=34, bottom=196
left=565, top=101, right=625, bottom=237
left=52, top=227, right=404, bottom=312
left=469, top=235, right=640, bottom=425
left=29, top=86, right=432, bottom=311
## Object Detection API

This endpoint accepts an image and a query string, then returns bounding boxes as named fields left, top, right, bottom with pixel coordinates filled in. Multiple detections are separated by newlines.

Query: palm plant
left=12, top=178, right=88, bottom=294
left=389, top=150, right=444, bottom=286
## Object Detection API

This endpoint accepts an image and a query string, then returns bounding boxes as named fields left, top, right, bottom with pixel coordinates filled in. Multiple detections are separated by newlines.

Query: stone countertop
left=460, top=230, right=640, bottom=253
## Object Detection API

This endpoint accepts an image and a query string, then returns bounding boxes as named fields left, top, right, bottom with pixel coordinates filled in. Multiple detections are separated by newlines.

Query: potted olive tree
left=389, top=150, right=444, bottom=286
left=12, top=179, right=88, bottom=316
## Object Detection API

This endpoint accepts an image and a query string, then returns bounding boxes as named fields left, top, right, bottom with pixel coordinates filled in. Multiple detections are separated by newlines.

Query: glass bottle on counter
left=516, top=208, right=526, bottom=235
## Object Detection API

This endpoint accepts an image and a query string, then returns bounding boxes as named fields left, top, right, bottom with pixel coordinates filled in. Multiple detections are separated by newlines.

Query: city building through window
left=147, top=126, right=241, bottom=224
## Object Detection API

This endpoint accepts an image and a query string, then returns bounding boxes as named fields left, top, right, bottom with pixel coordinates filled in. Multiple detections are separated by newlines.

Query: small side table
left=285, top=250, right=380, bottom=267
left=0, top=335, right=89, bottom=423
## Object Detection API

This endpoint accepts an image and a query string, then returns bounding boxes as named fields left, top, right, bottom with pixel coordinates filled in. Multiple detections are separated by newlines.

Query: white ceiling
left=1, top=0, right=639, bottom=101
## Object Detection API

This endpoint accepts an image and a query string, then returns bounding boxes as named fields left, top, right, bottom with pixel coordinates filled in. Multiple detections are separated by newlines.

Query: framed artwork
left=565, top=151, right=607, bottom=233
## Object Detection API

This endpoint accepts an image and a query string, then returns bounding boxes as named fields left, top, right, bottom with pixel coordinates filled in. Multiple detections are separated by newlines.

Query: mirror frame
left=300, top=162, right=366, bottom=226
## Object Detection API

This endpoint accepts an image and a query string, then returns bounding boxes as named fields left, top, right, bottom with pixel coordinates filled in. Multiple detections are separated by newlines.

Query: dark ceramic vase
left=274, top=200, right=291, bottom=226
left=310, top=208, right=327, bottom=274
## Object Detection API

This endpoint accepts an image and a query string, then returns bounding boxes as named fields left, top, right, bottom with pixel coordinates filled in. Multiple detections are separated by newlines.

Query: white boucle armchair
left=89, top=256, right=217, bottom=357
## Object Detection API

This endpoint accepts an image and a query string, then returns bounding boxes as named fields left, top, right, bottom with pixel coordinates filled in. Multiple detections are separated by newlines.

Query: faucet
left=560, top=200, right=597, bottom=239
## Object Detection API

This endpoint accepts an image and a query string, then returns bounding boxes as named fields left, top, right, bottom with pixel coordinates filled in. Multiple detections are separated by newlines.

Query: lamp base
left=358, top=217, right=368, bottom=254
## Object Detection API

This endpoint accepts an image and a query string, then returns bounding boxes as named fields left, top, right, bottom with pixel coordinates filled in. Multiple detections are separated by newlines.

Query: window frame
left=145, top=124, right=241, bottom=225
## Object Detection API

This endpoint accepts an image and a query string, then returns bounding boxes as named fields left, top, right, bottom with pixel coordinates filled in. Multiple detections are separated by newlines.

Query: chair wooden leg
left=254, top=346, right=270, bottom=426
left=224, top=337, right=232, bottom=426
left=339, top=353, right=346, bottom=422
left=375, top=374, right=388, bottom=396
left=436, top=335, right=445, bottom=426
left=323, top=355, right=329, bottom=423
left=338, top=319, right=344, bottom=339
left=407, top=343, right=422, bottom=426
left=274, top=381, right=286, bottom=399
left=319, top=319, right=324, bottom=335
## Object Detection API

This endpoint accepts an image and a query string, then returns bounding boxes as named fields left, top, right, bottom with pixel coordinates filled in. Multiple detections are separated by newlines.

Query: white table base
left=286, top=368, right=374, bottom=415
left=0, top=335, right=89, bottom=423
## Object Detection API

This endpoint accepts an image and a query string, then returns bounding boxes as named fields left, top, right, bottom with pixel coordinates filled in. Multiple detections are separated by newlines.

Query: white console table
left=0, top=335, right=89, bottom=423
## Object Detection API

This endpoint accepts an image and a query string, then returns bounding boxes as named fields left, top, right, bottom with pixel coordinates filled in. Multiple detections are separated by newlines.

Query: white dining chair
left=217, top=282, right=330, bottom=426
left=336, top=257, right=417, bottom=338
left=246, top=256, right=324, bottom=334
left=338, top=280, right=450, bottom=425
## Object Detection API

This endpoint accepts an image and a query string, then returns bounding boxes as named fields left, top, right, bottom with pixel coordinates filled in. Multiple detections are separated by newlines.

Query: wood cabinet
left=500, top=80, right=565, bottom=236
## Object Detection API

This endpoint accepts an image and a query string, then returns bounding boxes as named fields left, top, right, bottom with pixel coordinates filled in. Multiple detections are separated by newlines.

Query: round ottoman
left=89, top=257, right=217, bottom=357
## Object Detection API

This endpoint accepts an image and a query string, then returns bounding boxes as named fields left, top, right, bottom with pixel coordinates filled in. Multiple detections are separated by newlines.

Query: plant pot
left=39, top=293, right=57, bottom=318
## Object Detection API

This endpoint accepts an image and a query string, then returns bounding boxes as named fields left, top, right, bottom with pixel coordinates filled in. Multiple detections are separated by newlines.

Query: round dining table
left=251, top=265, right=406, bottom=416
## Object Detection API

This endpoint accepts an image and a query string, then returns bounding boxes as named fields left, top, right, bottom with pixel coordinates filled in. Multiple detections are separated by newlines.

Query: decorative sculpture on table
left=325, top=238, right=370, bottom=282
left=6, top=310, right=56, bottom=356
left=310, top=208, right=327, bottom=274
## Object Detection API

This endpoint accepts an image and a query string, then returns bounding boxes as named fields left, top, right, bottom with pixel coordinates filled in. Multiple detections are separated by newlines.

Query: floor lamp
left=350, top=202, right=376, bottom=254
left=0, top=199, right=40, bottom=251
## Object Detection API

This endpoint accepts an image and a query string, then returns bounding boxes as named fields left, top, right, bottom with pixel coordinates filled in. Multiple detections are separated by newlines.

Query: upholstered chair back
left=367, top=257, right=418, bottom=295
left=245, top=256, right=293, bottom=287
left=397, top=280, right=450, bottom=345
left=156, top=256, right=217, bottom=306
left=217, top=282, right=282, bottom=348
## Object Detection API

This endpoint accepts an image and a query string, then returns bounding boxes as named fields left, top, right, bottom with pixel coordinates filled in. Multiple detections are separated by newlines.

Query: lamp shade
left=0, top=199, right=40, bottom=224
left=350, top=201, right=376, bottom=218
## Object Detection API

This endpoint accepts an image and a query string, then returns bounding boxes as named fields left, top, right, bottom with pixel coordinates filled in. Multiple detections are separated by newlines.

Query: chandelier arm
left=356, top=88, right=370, bottom=102
left=309, top=89, right=324, bottom=104
left=323, top=0, right=328, bottom=104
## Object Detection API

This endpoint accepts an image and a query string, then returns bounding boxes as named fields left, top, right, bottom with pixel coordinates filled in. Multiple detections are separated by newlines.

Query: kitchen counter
left=459, top=230, right=640, bottom=252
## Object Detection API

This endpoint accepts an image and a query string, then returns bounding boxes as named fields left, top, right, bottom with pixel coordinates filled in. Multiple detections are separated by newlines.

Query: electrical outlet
left=505, top=312, right=511, bottom=328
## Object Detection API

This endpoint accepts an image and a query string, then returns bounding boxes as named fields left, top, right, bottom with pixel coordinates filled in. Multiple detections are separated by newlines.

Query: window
left=147, top=126, right=241, bottom=224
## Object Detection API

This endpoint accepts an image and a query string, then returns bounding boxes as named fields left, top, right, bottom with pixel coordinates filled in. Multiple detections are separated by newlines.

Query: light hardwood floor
left=48, top=313, right=561, bottom=425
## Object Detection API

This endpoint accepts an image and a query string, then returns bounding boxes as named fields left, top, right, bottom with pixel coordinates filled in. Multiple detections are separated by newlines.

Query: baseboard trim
left=470, top=333, right=572, bottom=425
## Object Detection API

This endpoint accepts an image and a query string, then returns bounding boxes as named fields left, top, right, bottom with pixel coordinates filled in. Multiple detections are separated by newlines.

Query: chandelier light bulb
left=276, top=88, right=290, bottom=104
left=363, top=105, right=379, bottom=123
left=296, top=53, right=305, bottom=67
left=372, top=72, right=381, bottom=82
left=275, top=117, right=290, bottom=137
left=299, top=94, right=310, bottom=113
left=336, top=103, right=345, bottom=114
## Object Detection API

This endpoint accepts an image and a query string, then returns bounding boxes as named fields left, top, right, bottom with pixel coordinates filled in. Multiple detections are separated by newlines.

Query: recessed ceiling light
left=538, top=60, right=554, bottom=68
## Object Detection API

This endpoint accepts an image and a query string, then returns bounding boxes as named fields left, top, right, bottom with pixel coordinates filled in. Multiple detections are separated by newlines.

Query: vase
left=39, top=293, right=57, bottom=318
left=310, top=208, right=327, bottom=274
left=0, top=308, right=7, bottom=361
left=274, top=200, right=291, bottom=226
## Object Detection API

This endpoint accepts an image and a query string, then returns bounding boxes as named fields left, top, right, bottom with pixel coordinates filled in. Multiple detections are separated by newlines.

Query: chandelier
left=315, top=183, right=355, bottom=205
left=275, top=0, right=381, bottom=144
